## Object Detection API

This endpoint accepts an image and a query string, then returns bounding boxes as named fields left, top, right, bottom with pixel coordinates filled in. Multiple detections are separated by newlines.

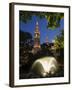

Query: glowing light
left=34, top=45, right=41, bottom=48
left=32, top=57, right=58, bottom=77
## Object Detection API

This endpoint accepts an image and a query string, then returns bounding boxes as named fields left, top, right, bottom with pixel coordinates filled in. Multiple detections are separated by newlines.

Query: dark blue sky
left=20, top=15, right=64, bottom=44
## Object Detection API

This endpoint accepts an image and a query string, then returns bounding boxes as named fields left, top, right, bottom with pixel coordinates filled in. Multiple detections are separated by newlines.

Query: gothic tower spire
left=32, top=21, right=41, bottom=53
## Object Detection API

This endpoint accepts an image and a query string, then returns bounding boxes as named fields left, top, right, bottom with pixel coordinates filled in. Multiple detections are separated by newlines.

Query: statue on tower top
left=36, top=21, right=39, bottom=26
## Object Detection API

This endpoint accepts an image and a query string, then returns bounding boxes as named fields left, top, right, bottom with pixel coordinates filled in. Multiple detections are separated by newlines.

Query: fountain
left=31, top=57, right=58, bottom=77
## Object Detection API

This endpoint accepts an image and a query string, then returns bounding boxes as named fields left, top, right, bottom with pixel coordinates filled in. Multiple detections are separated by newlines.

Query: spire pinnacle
left=36, top=21, right=38, bottom=25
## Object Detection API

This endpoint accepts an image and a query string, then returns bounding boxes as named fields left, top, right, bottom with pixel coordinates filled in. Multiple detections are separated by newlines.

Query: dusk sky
left=19, top=15, right=64, bottom=44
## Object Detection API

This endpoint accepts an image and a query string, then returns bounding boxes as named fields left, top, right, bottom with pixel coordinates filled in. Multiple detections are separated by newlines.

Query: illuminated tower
left=33, top=21, right=41, bottom=53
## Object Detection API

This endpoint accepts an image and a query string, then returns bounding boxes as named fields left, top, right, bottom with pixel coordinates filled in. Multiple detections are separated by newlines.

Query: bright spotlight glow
left=32, top=57, right=58, bottom=77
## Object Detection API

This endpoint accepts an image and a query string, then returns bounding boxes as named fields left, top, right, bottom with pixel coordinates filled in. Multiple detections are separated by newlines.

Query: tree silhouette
left=20, top=30, right=32, bottom=42
left=19, top=30, right=33, bottom=66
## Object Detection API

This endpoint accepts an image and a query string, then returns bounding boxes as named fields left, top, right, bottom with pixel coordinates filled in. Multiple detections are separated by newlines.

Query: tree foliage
left=54, top=30, right=64, bottom=49
left=20, top=30, right=33, bottom=51
left=19, top=11, right=64, bottom=30
left=20, top=30, right=32, bottom=42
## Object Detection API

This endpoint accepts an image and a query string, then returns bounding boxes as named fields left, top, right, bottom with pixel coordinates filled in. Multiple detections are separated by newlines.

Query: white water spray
left=32, top=57, right=58, bottom=77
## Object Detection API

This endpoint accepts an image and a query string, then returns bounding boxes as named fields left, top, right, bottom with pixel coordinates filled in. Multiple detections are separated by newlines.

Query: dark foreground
left=19, top=66, right=64, bottom=79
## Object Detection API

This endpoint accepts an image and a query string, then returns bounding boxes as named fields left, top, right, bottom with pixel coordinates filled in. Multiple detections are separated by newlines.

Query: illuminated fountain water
left=31, top=57, right=58, bottom=77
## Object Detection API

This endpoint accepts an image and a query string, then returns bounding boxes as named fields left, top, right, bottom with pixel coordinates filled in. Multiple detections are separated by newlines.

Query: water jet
left=32, top=57, right=58, bottom=77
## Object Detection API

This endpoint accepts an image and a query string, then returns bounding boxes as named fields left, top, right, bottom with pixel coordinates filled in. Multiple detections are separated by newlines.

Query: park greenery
left=54, top=30, right=64, bottom=49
